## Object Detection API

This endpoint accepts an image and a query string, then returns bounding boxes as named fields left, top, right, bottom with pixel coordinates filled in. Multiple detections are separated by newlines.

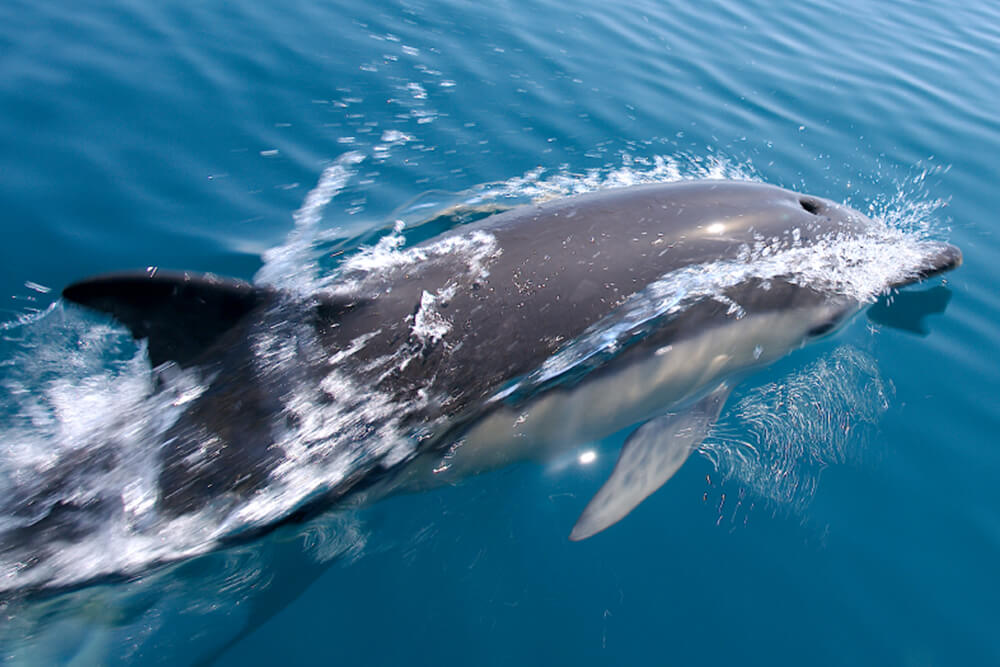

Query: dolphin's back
left=57, top=181, right=853, bottom=518
left=322, top=180, right=856, bottom=416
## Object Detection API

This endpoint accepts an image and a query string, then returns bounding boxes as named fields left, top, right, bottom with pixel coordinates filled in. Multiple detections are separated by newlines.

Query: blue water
left=1, top=0, right=998, bottom=663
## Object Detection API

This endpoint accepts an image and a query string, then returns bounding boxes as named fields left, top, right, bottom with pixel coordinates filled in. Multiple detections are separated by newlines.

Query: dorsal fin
left=62, top=270, right=273, bottom=368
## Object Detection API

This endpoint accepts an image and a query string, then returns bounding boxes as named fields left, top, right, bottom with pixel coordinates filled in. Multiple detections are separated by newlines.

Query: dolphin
left=56, top=180, right=960, bottom=549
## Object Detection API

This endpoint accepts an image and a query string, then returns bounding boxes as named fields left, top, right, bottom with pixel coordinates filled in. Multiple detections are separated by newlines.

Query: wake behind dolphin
left=2, top=179, right=960, bottom=595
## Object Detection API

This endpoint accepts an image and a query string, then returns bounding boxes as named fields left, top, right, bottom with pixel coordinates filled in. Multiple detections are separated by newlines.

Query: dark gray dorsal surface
left=315, top=181, right=860, bottom=419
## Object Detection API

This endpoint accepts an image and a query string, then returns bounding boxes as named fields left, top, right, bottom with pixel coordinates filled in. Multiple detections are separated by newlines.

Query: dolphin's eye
left=799, top=198, right=821, bottom=215
left=807, top=320, right=836, bottom=338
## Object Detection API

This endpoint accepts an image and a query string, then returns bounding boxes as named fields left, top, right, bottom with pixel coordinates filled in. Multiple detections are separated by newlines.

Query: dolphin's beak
left=889, top=242, right=962, bottom=289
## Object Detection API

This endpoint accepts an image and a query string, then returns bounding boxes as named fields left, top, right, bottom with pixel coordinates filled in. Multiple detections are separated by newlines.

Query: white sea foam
left=411, top=286, right=456, bottom=344
left=330, top=228, right=501, bottom=295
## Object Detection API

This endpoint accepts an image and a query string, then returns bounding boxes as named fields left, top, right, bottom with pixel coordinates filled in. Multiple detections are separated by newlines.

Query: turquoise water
left=1, top=0, right=998, bottom=664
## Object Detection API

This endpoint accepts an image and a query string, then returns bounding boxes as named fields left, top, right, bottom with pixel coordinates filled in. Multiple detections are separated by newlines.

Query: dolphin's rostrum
left=60, top=180, right=960, bottom=552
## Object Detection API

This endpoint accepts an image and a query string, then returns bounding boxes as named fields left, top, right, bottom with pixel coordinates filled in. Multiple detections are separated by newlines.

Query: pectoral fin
left=569, top=385, right=731, bottom=541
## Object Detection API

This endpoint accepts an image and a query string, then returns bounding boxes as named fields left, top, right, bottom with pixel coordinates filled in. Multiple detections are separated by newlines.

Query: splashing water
left=476, top=153, right=758, bottom=202
left=702, top=345, right=891, bottom=514
left=255, top=151, right=366, bottom=294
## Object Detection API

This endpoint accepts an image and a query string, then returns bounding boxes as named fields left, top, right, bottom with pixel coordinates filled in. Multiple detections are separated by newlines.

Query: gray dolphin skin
left=61, top=180, right=961, bottom=546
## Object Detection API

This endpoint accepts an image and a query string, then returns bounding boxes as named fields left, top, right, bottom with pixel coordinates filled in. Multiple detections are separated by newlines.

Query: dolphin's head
left=618, top=180, right=961, bottom=288
left=792, top=189, right=963, bottom=288
left=621, top=181, right=963, bottom=343
left=886, top=240, right=962, bottom=288
left=766, top=185, right=963, bottom=341
left=613, top=181, right=883, bottom=263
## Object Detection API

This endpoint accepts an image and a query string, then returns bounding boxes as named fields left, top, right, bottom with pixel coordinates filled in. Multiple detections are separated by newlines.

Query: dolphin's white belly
left=423, top=304, right=841, bottom=484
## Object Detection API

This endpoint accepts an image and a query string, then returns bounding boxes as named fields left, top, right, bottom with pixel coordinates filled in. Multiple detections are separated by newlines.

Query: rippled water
left=1, top=0, right=998, bottom=664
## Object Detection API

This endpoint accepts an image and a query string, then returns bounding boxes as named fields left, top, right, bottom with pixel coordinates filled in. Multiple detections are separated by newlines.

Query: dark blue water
left=2, top=0, right=998, bottom=664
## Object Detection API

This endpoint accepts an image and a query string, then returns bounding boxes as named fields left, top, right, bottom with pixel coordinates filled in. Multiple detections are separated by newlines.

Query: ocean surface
left=1, top=0, right=998, bottom=664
